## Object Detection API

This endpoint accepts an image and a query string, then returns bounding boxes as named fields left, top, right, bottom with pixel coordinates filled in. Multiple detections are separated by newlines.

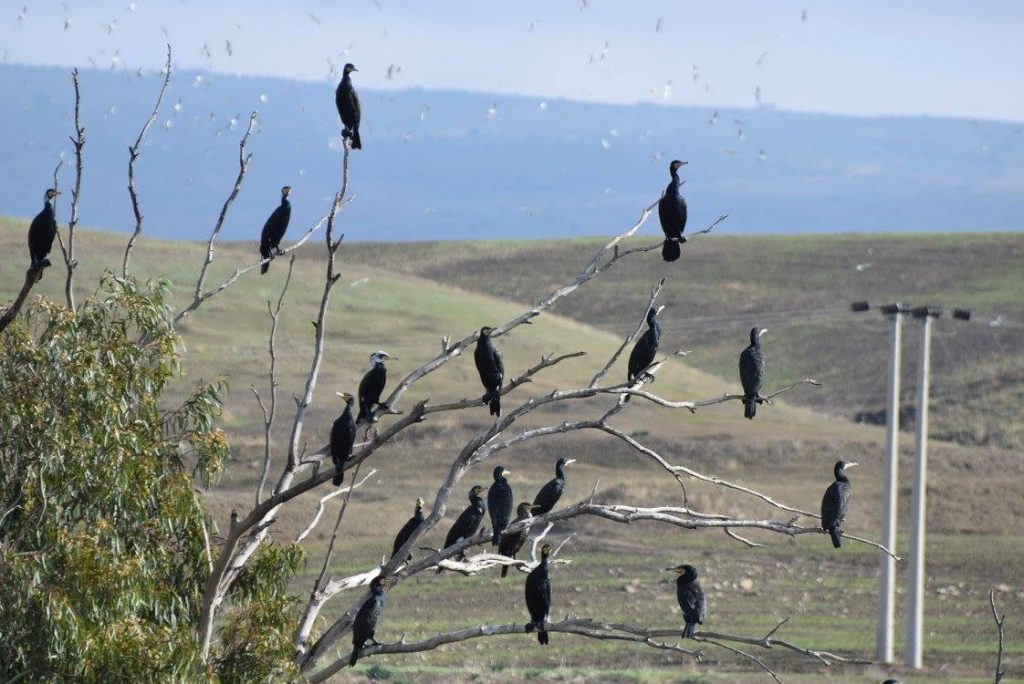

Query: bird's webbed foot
left=274, top=247, right=286, bottom=256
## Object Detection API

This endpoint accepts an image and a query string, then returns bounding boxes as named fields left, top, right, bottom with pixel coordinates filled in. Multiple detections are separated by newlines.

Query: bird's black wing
left=392, top=515, right=421, bottom=558
left=678, top=581, right=705, bottom=624
left=658, top=187, right=681, bottom=240
left=358, top=365, right=386, bottom=419
left=627, top=330, right=657, bottom=381
left=444, top=504, right=483, bottom=548
left=525, top=570, right=550, bottom=623
left=492, top=346, right=504, bottom=386
left=739, top=346, right=764, bottom=396
left=821, top=481, right=845, bottom=528
left=531, top=479, right=562, bottom=515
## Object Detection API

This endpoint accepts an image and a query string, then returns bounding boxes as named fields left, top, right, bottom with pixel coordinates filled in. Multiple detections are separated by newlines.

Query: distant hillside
left=1, top=63, right=1022, bottom=242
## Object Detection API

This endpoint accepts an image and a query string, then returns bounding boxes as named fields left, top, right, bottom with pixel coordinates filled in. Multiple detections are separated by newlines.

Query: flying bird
left=259, top=186, right=291, bottom=274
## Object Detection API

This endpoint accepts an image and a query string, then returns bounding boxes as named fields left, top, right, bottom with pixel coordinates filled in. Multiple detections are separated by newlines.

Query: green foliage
left=0, top=276, right=299, bottom=682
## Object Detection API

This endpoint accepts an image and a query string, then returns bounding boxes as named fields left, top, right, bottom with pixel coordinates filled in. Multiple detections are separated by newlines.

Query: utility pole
left=904, top=305, right=940, bottom=669
left=876, top=302, right=908, bottom=663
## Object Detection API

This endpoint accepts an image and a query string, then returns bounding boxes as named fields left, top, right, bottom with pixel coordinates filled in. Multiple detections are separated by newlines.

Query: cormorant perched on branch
left=439, top=485, right=486, bottom=570
left=821, top=460, right=857, bottom=548
left=28, top=188, right=60, bottom=269
left=667, top=563, right=705, bottom=638
left=336, top=63, right=362, bottom=149
left=488, top=466, right=514, bottom=545
left=525, top=543, right=552, bottom=645
left=739, top=327, right=766, bottom=419
left=349, top=575, right=391, bottom=667
left=499, top=502, right=537, bottom=577
left=259, top=185, right=291, bottom=274
left=474, top=326, right=504, bottom=416
left=531, top=457, right=575, bottom=515
left=391, top=497, right=424, bottom=561
left=358, top=351, right=396, bottom=424
left=658, top=160, right=688, bottom=262
left=330, top=392, right=356, bottom=485
left=627, top=307, right=661, bottom=383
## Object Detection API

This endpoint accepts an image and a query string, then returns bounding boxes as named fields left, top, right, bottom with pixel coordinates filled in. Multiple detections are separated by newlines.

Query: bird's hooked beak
left=759, top=328, right=768, bottom=337
left=528, top=504, right=542, bottom=512
left=336, top=391, right=353, bottom=401
left=664, top=565, right=686, bottom=573
left=845, top=462, right=859, bottom=469
left=502, top=469, right=512, bottom=476
left=563, top=459, right=577, bottom=466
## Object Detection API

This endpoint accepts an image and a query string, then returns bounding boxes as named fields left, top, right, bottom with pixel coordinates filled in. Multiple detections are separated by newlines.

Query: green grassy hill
left=2, top=219, right=1021, bottom=682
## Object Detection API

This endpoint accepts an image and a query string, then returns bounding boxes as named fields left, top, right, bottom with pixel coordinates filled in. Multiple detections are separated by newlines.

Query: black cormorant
left=821, top=460, right=857, bottom=549
left=499, top=502, right=537, bottom=577
left=440, top=485, right=486, bottom=567
left=336, top=63, right=362, bottom=149
left=525, top=543, right=552, bottom=645
left=532, top=457, right=575, bottom=515
left=487, top=466, right=514, bottom=545
left=658, top=160, right=688, bottom=262
left=739, top=327, right=766, bottom=419
left=667, top=563, right=705, bottom=639
left=349, top=575, right=391, bottom=666
left=259, top=185, right=291, bottom=274
left=330, top=392, right=356, bottom=485
left=27, top=188, right=60, bottom=269
left=391, top=497, right=425, bottom=561
left=358, top=351, right=396, bottom=424
left=627, top=307, right=661, bottom=384
left=474, top=326, right=504, bottom=416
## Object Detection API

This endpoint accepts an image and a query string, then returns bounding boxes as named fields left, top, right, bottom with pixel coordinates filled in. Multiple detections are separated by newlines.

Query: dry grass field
left=2, top=218, right=1022, bottom=683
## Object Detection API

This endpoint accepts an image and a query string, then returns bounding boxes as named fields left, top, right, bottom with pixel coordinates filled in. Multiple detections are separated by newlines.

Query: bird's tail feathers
left=349, top=648, right=359, bottom=667
left=352, top=128, right=362, bottom=149
left=501, top=564, right=509, bottom=578
left=744, top=395, right=757, bottom=419
left=260, top=261, right=270, bottom=275
left=829, top=527, right=842, bottom=549
left=333, top=471, right=344, bottom=486
left=683, top=622, right=696, bottom=639
left=491, top=529, right=501, bottom=545
left=662, top=239, right=681, bottom=262
left=538, top=629, right=549, bottom=645
left=485, top=390, right=501, bottom=416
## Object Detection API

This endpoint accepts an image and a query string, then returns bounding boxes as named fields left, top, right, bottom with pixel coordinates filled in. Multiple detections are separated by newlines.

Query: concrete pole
left=905, top=312, right=934, bottom=669
left=876, top=307, right=903, bottom=663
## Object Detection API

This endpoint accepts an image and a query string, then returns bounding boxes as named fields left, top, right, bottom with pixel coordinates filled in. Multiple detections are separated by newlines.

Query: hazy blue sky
left=2, top=1, right=1022, bottom=121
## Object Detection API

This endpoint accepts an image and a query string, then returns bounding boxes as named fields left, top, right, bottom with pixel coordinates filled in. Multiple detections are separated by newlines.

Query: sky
left=1, top=0, right=1022, bottom=122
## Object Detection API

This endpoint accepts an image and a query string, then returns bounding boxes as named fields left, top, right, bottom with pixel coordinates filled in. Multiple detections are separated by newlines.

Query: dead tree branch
left=55, top=69, right=85, bottom=310
left=990, top=590, right=1006, bottom=683
left=253, top=255, right=295, bottom=505
left=0, top=264, right=48, bottom=334
left=294, top=469, right=377, bottom=544
left=122, top=44, right=172, bottom=277
left=174, top=111, right=257, bottom=325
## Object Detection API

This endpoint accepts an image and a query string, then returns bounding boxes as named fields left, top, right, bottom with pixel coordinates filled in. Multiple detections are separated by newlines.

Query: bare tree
left=164, top=129, right=895, bottom=677
left=989, top=590, right=1006, bottom=684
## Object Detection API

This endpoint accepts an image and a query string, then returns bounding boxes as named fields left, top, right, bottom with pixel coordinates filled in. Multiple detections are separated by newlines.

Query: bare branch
left=57, top=69, right=85, bottom=310
left=122, top=44, right=172, bottom=277
left=989, top=590, right=1006, bottom=684
left=255, top=255, right=295, bottom=505
left=307, top=611, right=866, bottom=682
left=174, top=112, right=257, bottom=325
left=294, top=469, right=377, bottom=544
left=0, top=264, right=48, bottom=334
left=588, top=278, right=666, bottom=388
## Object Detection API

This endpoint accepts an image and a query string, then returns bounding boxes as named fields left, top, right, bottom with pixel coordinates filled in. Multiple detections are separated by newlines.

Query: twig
left=57, top=69, right=85, bottom=310
left=990, top=590, right=1006, bottom=683
left=122, top=44, right=172, bottom=277
left=254, top=255, right=295, bottom=505
left=294, top=469, right=377, bottom=544
left=174, top=112, right=257, bottom=325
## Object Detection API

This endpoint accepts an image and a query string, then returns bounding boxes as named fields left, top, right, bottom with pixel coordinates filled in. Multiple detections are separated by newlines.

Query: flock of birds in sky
left=21, top=59, right=866, bottom=667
